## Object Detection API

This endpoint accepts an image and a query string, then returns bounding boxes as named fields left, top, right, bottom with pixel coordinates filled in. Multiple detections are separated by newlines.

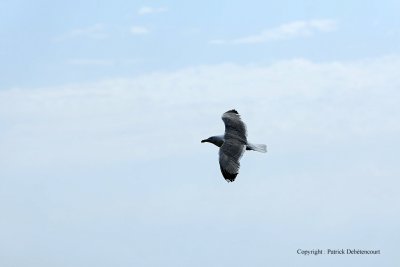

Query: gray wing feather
left=221, top=110, right=247, bottom=143
left=219, top=110, right=247, bottom=182
left=219, top=139, right=245, bottom=182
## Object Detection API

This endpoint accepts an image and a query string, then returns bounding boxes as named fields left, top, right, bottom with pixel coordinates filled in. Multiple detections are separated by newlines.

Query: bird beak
left=201, top=139, right=208, bottom=143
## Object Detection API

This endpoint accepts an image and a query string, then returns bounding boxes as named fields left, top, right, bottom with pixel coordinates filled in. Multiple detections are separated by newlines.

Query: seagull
left=201, top=109, right=267, bottom=182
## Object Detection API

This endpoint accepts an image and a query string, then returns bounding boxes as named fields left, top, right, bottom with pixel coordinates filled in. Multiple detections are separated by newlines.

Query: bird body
left=201, top=135, right=266, bottom=152
left=201, top=109, right=266, bottom=182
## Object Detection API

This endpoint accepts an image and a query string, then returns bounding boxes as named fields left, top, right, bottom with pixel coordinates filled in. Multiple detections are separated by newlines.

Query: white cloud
left=54, top=24, right=108, bottom=42
left=1, top=55, right=399, bottom=169
left=138, top=6, right=168, bottom=15
left=210, top=19, right=337, bottom=45
left=130, top=26, right=149, bottom=35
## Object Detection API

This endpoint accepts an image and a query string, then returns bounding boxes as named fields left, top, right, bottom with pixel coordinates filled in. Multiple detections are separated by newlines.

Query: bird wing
left=221, top=109, right=247, bottom=143
left=219, top=110, right=247, bottom=182
left=219, top=139, right=245, bottom=182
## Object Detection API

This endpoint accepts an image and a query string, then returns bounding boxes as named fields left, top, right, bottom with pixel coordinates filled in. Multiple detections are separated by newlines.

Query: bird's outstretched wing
left=219, top=109, right=247, bottom=182
left=221, top=109, right=247, bottom=143
left=219, top=139, right=245, bottom=182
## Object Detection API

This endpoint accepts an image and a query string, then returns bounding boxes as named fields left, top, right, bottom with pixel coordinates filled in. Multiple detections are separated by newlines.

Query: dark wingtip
left=220, top=166, right=238, bottom=182
left=226, top=109, right=238, bottom=114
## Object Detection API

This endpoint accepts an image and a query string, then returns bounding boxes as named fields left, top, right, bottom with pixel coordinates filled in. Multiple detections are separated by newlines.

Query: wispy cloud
left=1, top=55, right=400, bottom=167
left=210, top=19, right=337, bottom=45
left=130, top=26, right=149, bottom=35
left=137, top=6, right=168, bottom=15
left=54, top=24, right=108, bottom=42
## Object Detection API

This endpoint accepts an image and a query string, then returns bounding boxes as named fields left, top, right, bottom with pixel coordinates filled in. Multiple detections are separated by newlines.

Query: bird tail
left=247, top=143, right=267, bottom=153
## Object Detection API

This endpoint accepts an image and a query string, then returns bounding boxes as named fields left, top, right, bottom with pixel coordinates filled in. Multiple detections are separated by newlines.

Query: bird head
left=201, top=135, right=224, bottom=147
left=201, top=137, right=211, bottom=143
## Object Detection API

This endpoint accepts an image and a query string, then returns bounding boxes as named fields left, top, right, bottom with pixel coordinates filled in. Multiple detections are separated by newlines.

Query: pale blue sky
left=1, top=0, right=400, bottom=89
left=1, top=1, right=400, bottom=267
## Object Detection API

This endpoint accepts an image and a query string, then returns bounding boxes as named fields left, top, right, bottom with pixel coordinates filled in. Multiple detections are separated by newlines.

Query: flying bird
left=201, top=109, right=267, bottom=182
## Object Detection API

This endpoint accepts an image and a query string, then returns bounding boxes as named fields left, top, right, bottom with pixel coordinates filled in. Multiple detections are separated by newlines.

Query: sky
left=0, top=1, right=400, bottom=266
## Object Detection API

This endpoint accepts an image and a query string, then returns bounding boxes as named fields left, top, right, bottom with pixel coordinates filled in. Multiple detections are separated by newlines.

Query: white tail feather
left=247, top=143, right=267, bottom=153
